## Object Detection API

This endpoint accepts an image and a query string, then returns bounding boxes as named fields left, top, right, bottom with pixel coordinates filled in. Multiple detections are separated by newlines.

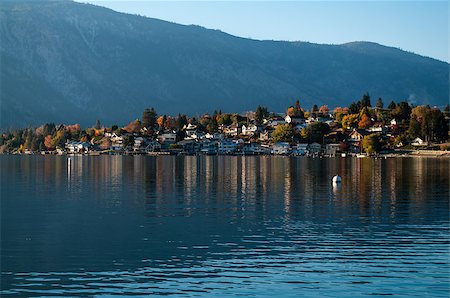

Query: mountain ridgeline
left=1, top=0, right=448, bottom=127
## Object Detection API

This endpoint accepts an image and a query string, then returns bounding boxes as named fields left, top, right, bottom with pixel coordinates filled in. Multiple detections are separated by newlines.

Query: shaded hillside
left=1, top=0, right=448, bottom=127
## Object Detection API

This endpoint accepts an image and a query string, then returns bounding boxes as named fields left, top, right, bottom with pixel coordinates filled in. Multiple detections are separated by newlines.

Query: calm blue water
left=1, top=155, right=449, bottom=297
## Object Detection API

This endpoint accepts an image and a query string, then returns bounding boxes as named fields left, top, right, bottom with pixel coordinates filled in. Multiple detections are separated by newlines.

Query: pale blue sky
left=83, top=1, right=449, bottom=62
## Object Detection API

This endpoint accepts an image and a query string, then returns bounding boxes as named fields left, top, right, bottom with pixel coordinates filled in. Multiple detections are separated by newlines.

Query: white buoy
left=332, top=175, right=341, bottom=183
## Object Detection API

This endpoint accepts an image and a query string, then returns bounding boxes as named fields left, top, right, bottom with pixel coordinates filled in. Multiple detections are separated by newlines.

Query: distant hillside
left=1, top=0, right=448, bottom=127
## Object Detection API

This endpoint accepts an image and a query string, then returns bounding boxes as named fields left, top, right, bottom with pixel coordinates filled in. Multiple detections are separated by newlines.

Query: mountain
left=1, top=0, right=448, bottom=127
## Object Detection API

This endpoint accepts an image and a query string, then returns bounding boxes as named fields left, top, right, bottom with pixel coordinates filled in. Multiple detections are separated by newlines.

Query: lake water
left=1, top=155, right=449, bottom=297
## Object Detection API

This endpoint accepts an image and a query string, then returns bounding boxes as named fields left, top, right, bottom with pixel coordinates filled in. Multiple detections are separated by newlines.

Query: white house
left=241, top=124, right=261, bottom=136
left=184, top=123, right=198, bottom=138
left=158, top=131, right=177, bottom=144
left=133, top=137, right=146, bottom=152
left=65, top=141, right=92, bottom=154
left=411, top=137, right=427, bottom=146
left=110, top=133, right=124, bottom=151
left=222, top=125, right=240, bottom=137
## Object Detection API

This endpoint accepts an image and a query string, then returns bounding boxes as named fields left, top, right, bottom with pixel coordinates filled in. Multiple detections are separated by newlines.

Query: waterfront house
left=133, top=137, right=146, bottom=153
left=145, top=140, right=161, bottom=153
left=271, top=142, right=291, bottom=155
left=347, top=129, right=368, bottom=153
left=110, top=133, right=124, bottom=151
left=200, top=140, right=218, bottom=155
left=293, top=144, right=308, bottom=156
left=178, top=139, right=200, bottom=155
left=242, top=143, right=270, bottom=155
left=308, top=143, right=322, bottom=155
left=412, top=137, right=428, bottom=147
left=348, top=129, right=367, bottom=142
left=218, top=139, right=238, bottom=155
left=324, top=144, right=340, bottom=156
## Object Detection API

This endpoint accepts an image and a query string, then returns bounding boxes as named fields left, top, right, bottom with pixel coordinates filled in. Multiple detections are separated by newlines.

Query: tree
left=122, top=135, right=134, bottom=148
left=44, top=135, right=54, bottom=150
left=358, top=114, right=372, bottom=129
left=387, top=101, right=396, bottom=110
left=358, top=92, right=371, bottom=109
left=156, top=116, right=165, bottom=129
left=333, top=107, right=348, bottom=123
left=362, top=134, right=381, bottom=154
left=444, top=104, right=450, bottom=118
left=301, top=122, right=330, bottom=143
left=95, top=120, right=101, bottom=130
left=272, top=124, right=294, bottom=143
left=342, top=114, right=359, bottom=129
left=218, top=113, right=232, bottom=126
left=408, top=116, right=421, bottom=138
left=319, top=105, right=329, bottom=117
left=409, top=106, right=448, bottom=142
left=255, top=106, right=269, bottom=124
left=376, top=98, right=384, bottom=109
left=164, top=116, right=174, bottom=130
left=124, top=119, right=142, bottom=133
left=311, top=104, right=319, bottom=118
left=348, top=102, right=359, bottom=114
left=391, top=101, right=411, bottom=121
left=142, top=108, right=157, bottom=128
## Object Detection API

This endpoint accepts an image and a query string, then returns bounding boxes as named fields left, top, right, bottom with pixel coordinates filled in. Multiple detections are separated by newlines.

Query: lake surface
left=1, top=155, right=449, bottom=297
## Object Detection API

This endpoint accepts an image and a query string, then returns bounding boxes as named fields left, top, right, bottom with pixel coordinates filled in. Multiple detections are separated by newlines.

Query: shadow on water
left=1, top=156, right=449, bottom=296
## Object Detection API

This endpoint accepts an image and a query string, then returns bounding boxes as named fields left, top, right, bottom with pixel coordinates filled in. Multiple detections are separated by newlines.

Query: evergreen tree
left=95, top=120, right=101, bottom=130
left=255, top=106, right=269, bottom=124
left=376, top=98, right=384, bottom=109
left=387, top=101, right=396, bottom=110
left=348, top=102, right=359, bottom=114
left=358, top=92, right=371, bottom=109
left=142, top=108, right=157, bottom=128
left=311, top=104, right=319, bottom=118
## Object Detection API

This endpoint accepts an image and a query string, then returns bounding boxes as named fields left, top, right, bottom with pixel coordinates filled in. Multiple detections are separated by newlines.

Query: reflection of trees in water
left=42, top=155, right=449, bottom=224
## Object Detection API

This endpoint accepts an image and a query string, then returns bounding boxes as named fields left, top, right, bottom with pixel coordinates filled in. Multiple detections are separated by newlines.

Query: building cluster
left=60, top=113, right=432, bottom=156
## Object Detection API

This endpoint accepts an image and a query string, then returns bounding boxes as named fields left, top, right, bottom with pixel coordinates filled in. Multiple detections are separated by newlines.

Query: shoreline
left=3, top=150, right=450, bottom=158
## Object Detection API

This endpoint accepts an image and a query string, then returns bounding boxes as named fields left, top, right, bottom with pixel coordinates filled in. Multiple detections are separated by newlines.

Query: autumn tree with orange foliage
left=319, top=105, right=329, bottom=117
left=124, top=119, right=142, bottom=133
left=358, top=114, right=372, bottom=129
left=44, top=135, right=54, bottom=150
